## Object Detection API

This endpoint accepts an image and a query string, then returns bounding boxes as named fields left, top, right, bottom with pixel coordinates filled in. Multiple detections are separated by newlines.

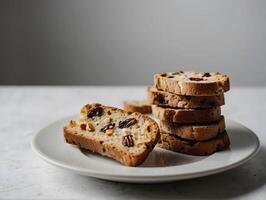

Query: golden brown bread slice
left=160, top=116, right=225, bottom=141
left=158, top=130, right=230, bottom=156
left=154, top=71, right=230, bottom=96
left=64, top=103, right=160, bottom=166
left=147, top=86, right=225, bottom=108
left=152, top=105, right=221, bottom=123
left=123, top=100, right=152, bottom=114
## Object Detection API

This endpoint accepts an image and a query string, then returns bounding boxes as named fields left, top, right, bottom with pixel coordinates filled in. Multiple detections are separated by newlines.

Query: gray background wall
left=1, top=0, right=266, bottom=85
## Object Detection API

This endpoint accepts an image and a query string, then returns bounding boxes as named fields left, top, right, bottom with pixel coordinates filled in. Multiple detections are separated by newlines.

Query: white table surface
left=0, top=86, right=265, bottom=200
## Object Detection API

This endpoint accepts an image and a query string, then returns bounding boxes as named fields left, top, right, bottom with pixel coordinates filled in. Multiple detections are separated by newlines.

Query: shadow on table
left=81, top=147, right=266, bottom=199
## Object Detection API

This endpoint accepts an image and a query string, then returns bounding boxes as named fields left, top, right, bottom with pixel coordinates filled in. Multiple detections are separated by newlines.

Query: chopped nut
left=105, top=129, right=114, bottom=136
left=86, top=123, right=95, bottom=132
left=80, top=123, right=86, bottom=130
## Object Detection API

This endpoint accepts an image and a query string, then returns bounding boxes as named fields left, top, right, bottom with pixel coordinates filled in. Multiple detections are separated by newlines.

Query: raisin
left=118, top=118, right=137, bottom=128
left=122, top=135, right=134, bottom=147
left=161, top=73, right=167, bottom=77
left=203, top=72, right=211, bottom=77
left=168, top=75, right=174, bottom=78
left=87, top=107, right=103, bottom=118
left=100, top=123, right=115, bottom=132
left=189, top=77, right=203, bottom=81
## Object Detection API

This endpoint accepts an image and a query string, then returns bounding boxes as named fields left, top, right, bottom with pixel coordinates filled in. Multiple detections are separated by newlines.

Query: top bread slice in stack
left=148, top=71, right=230, bottom=156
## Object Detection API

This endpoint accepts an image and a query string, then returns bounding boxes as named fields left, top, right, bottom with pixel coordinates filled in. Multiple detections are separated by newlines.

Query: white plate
left=31, top=116, right=260, bottom=183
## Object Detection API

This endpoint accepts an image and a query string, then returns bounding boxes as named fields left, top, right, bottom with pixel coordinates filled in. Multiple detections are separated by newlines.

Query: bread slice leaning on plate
left=63, top=103, right=160, bottom=166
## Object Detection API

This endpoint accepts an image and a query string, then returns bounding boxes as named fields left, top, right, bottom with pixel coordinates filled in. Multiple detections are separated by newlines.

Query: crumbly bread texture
left=63, top=103, right=160, bottom=166
left=152, top=105, right=221, bottom=123
left=123, top=100, right=152, bottom=114
left=154, top=71, right=230, bottom=96
left=158, top=131, right=230, bottom=156
left=160, top=116, right=225, bottom=141
left=147, top=86, right=225, bottom=108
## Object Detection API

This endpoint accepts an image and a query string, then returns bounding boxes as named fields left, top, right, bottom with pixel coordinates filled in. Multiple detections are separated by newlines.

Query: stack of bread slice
left=148, top=71, right=231, bottom=156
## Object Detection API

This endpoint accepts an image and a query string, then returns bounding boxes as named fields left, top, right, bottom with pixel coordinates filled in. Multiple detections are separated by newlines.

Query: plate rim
left=31, top=117, right=260, bottom=180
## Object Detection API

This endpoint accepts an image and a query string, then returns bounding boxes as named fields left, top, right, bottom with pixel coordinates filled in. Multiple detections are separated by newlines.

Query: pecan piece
left=122, top=135, right=134, bottom=147
left=118, top=118, right=137, bottom=128
left=189, top=77, right=204, bottom=81
left=203, top=72, right=211, bottom=77
left=171, top=72, right=180, bottom=75
left=100, top=123, right=115, bottom=132
left=87, top=107, right=103, bottom=118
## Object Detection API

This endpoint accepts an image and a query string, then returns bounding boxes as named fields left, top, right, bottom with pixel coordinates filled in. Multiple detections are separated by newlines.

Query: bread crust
left=64, top=128, right=158, bottom=166
left=64, top=103, right=160, bottom=166
left=123, top=100, right=152, bottom=114
left=158, top=131, right=230, bottom=156
left=154, top=71, right=230, bottom=96
left=152, top=105, right=221, bottom=123
left=160, top=116, right=225, bottom=141
left=147, top=86, right=224, bottom=108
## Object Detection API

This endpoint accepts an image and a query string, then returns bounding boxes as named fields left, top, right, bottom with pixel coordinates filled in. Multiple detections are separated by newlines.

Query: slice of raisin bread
left=154, top=71, right=230, bottom=96
left=123, top=100, right=152, bottom=114
left=63, top=103, right=160, bottom=166
left=147, top=86, right=224, bottom=108
left=158, top=130, right=230, bottom=156
left=152, top=105, right=221, bottom=123
left=160, top=116, right=225, bottom=141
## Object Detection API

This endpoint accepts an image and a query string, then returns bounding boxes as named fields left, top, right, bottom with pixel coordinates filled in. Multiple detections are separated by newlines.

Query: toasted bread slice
left=160, top=116, right=225, bottom=141
left=158, top=130, right=230, bottom=156
left=63, top=103, right=160, bottom=166
left=123, top=100, right=152, bottom=114
left=152, top=105, right=221, bottom=123
left=154, top=71, right=230, bottom=96
left=147, top=86, right=224, bottom=108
